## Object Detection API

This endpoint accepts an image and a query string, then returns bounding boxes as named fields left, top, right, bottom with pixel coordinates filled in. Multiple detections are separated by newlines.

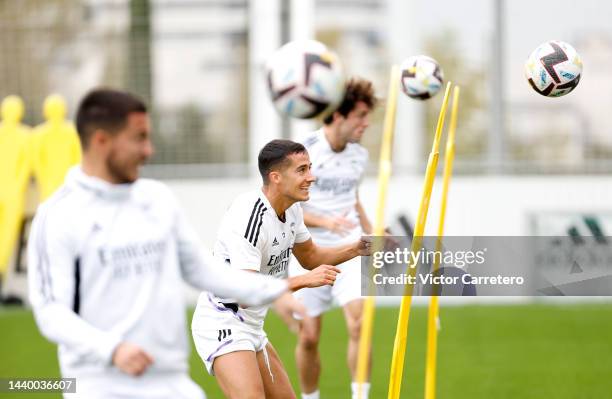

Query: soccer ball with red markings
left=525, top=40, right=582, bottom=97
left=399, top=55, right=444, bottom=100
left=266, top=40, right=345, bottom=119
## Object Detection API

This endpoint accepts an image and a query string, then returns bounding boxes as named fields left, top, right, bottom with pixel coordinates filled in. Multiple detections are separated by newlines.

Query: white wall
left=167, top=174, right=612, bottom=246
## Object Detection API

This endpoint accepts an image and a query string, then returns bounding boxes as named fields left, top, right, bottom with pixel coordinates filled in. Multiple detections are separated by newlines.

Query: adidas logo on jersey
left=272, top=237, right=279, bottom=246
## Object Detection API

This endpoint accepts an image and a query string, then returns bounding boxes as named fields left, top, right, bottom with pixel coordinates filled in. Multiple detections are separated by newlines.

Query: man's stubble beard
left=106, top=150, right=138, bottom=184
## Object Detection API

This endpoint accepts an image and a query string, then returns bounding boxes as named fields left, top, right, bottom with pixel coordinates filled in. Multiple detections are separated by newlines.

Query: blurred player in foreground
left=292, top=78, right=378, bottom=399
left=191, top=139, right=372, bottom=399
left=28, top=89, right=303, bottom=399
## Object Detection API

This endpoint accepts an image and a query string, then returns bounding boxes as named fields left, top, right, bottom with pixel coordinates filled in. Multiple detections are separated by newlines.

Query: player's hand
left=304, top=264, right=341, bottom=288
left=112, top=342, right=154, bottom=376
left=356, top=235, right=373, bottom=256
left=325, top=212, right=356, bottom=236
left=273, top=292, right=306, bottom=333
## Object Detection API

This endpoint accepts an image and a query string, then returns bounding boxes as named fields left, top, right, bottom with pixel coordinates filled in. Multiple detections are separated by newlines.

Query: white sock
left=351, top=381, right=370, bottom=399
left=302, top=390, right=320, bottom=399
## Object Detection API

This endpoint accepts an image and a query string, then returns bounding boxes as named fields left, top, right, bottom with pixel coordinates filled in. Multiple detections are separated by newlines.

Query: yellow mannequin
left=0, top=95, right=32, bottom=278
left=32, top=94, right=82, bottom=201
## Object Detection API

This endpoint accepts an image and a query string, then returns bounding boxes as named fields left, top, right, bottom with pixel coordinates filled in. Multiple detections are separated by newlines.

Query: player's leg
left=343, top=298, right=371, bottom=399
left=213, top=350, right=266, bottom=399
left=295, top=313, right=323, bottom=396
left=192, top=296, right=263, bottom=399
left=256, top=342, right=297, bottom=399
left=332, top=254, right=370, bottom=398
left=293, top=284, right=333, bottom=398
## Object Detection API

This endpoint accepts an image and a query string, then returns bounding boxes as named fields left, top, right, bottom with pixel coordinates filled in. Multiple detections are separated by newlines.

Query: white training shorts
left=191, top=293, right=268, bottom=375
left=293, top=255, right=363, bottom=318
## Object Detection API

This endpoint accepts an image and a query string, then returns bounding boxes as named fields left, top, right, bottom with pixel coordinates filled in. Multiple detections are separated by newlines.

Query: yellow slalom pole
left=424, top=86, right=460, bottom=399
left=387, top=82, right=452, bottom=399
left=356, top=65, right=401, bottom=399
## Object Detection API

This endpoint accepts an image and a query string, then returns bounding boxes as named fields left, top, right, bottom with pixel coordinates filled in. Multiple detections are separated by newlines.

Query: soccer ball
left=524, top=40, right=582, bottom=97
left=399, top=55, right=444, bottom=100
left=266, top=40, right=345, bottom=119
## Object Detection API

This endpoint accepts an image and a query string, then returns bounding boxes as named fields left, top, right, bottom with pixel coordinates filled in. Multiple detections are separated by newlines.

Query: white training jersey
left=27, top=167, right=287, bottom=378
left=208, top=189, right=311, bottom=330
left=300, top=129, right=368, bottom=246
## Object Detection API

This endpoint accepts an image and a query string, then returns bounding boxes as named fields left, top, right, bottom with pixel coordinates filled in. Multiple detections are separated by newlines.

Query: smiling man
left=192, top=139, right=371, bottom=399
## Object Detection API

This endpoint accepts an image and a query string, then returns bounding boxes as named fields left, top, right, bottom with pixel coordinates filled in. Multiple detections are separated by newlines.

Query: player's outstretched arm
left=182, top=247, right=289, bottom=307
left=292, top=237, right=372, bottom=270
left=287, top=264, right=341, bottom=291
left=27, top=206, right=124, bottom=366
left=174, top=203, right=288, bottom=307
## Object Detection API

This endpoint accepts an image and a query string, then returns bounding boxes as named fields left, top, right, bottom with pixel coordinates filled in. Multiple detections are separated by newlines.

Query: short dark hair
left=258, top=139, right=307, bottom=184
left=76, top=88, right=147, bottom=148
left=323, top=77, right=378, bottom=124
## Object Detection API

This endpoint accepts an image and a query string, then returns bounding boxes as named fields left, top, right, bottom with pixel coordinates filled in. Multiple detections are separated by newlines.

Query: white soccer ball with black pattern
left=524, top=40, right=582, bottom=97
left=399, top=55, right=444, bottom=100
left=266, top=40, right=345, bottom=119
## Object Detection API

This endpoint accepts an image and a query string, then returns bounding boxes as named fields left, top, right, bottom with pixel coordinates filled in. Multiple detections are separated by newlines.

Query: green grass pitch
left=1, top=303, right=611, bottom=398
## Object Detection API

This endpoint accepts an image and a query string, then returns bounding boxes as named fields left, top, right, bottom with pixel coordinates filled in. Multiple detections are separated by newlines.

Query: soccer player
left=292, top=77, right=378, bottom=399
left=191, top=139, right=371, bottom=399
left=28, top=89, right=304, bottom=399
